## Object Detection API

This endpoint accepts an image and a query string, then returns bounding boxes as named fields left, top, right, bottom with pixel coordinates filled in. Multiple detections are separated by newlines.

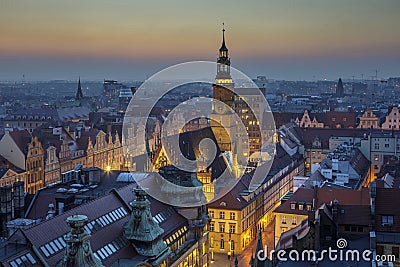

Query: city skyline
left=0, top=0, right=400, bottom=81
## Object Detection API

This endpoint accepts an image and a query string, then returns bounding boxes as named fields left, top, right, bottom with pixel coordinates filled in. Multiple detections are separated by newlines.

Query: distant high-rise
left=102, top=80, right=124, bottom=107
left=75, top=77, right=83, bottom=100
left=336, top=78, right=345, bottom=97
left=118, top=86, right=135, bottom=113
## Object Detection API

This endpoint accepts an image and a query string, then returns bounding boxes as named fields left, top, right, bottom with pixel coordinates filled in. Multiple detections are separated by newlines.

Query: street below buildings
left=210, top=219, right=275, bottom=267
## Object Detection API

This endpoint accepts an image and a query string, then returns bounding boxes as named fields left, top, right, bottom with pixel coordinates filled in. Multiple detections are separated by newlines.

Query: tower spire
left=76, top=76, right=83, bottom=100
left=220, top=22, right=228, bottom=52
left=215, top=23, right=232, bottom=84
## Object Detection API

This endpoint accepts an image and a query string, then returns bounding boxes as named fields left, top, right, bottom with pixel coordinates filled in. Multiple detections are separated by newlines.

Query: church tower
left=336, top=78, right=344, bottom=98
left=76, top=77, right=84, bottom=101
left=211, top=24, right=235, bottom=152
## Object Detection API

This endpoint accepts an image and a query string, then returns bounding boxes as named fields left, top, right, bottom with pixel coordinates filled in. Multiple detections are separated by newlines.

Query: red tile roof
left=9, top=129, right=31, bottom=155
left=374, top=187, right=400, bottom=232
left=337, top=205, right=371, bottom=226
left=293, top=127, right=370, bottom=150
left=323, top=112, right=356, bottom=128
left=274, top=187, right=370, bottom=215
left=16, top=182, right=188, bottom=266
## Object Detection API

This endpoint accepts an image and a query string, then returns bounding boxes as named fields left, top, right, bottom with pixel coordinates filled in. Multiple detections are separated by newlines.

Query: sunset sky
left=1, top=0, right=399, bottom=81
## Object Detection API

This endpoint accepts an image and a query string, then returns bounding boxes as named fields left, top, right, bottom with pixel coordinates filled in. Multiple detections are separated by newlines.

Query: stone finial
left=58, top=215, right=104, bottom=267
left=124, top=188, right=169, bottom=259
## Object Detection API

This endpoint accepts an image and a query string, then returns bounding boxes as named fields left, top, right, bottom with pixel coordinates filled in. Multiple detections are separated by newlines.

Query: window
left=230, top=212, right=235, bottom=220
left=210, top=223, right=214, bottom=232
left=219, top=223, right=225, bottom=233
left=220, top=239, right=225, bottom=249
left=290, top=202, right=296, bottom=210
left=382, top=215, right=394, bottom=226
left=292, top=217, right=297, bottom=225
left=229, top=225, right=236, bottom=233
left=306, top=204, right=312, bottom=211
left=282, top=216, right=287, bottom=224
left=298, top=203, right=304, bottom=211
left=230, top=241, right=235, bottom=251
left=385, top=144, right=389, bottom=148
left=374, top=143, right=380, bottom=150
left=209, top=211, right=214, bottom=218
left=220, top=212, right=225, bottom=219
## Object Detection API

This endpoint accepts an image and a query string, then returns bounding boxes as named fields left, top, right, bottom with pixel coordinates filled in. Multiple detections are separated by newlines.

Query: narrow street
left=210, top=219, right=275, bottom=267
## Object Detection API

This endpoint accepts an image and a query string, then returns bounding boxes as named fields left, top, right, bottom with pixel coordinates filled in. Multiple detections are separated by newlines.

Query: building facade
left=358, top=109, right=379, bottom=129
left=381, top=106, right=400, bottom=130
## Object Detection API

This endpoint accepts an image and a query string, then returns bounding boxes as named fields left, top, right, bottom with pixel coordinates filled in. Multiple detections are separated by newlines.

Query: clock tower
left=211, top=24, right=235, bottom=152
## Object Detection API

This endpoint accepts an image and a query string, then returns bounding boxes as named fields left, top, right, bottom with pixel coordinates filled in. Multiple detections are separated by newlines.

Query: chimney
left=332, top=199, right=339, bottom=223
left=45, top=203, right=56, bottom=220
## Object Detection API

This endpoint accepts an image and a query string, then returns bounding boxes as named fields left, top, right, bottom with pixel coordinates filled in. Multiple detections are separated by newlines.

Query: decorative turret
left=58, top=215, right=104, bottom=267
left=108, top=132, right=113, bottom=148
left=124, top=188, right=170, bottom=262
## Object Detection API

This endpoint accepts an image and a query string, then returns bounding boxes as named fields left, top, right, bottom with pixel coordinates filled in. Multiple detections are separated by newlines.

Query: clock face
left=216, top=103, right=226, bottom=114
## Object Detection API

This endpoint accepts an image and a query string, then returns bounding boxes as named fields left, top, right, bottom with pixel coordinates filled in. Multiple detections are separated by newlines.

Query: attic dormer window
left=290, top=202, right=296, bottom=210
left=306, top=204, right=312, bottom=211
left=298, top=203, right=304, bottom=211
left=382, top=215, right=394, bottom=226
